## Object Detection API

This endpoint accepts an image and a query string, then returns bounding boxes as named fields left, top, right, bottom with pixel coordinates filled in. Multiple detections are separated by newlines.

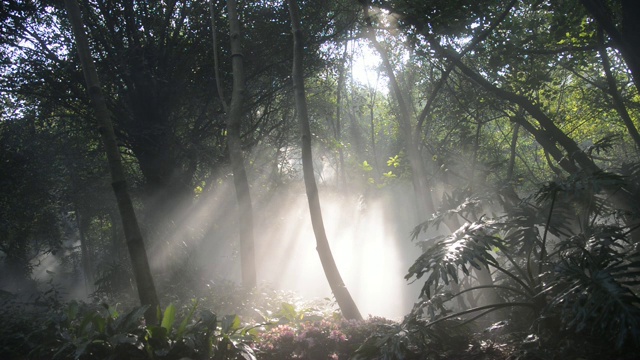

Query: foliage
left=254, top=301, right=394, bottom=360
left=0, top=288, right=61, bottom=359
left=351, top=316, right=477, bottom=360
left=3, top=0, right=640, bottom=358
left=23, top=299, right=256, bottom=360
left=402, top=167, right=640, bottom=358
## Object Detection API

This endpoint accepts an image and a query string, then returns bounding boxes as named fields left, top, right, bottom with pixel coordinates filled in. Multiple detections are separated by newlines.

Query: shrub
left=253, top=302, right=395, bottom=360
left=399, top=169, right=640, bottom=359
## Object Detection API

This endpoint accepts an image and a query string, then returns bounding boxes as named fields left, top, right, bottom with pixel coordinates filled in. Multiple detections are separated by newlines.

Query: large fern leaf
left=550, top=245, right=640, bottom=349
left=407, top=219, right=506, bottom=298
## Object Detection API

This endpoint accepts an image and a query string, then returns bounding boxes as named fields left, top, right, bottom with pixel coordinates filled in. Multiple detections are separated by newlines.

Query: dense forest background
left=1, top=0, right=639, bottom=359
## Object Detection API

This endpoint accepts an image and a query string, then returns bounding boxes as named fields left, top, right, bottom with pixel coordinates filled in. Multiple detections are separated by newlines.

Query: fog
left=20, top=169, right=429, bottom=321
left=169, top=174, right=425, bottom=320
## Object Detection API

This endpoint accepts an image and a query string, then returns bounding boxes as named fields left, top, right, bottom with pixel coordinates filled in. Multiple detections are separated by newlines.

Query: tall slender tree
left=286, top=0, right=362, bottom=321
left=215, top=0, right=257, bottom=288
left=63, top=0, right=160, bottom=324
left=362, top=5, right=435, bottom=220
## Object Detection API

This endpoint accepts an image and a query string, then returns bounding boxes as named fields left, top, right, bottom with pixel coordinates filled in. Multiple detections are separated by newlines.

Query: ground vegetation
left=1, top=0, right=639, bottom=358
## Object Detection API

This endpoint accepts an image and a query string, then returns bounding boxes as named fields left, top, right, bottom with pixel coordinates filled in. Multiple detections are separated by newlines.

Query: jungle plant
left=254, top=302, right=396, bottom=360
left=29, top=300, right=256, bottom=360
left=401, top=165, right=640, bottom=356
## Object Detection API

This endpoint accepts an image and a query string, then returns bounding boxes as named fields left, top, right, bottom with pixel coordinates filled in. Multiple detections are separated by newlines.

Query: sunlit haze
left=190, top=172, right=423, bottom=319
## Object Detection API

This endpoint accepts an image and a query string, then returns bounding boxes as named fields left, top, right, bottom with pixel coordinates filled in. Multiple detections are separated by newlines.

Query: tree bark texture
left=225, top=0, right=257, bottom=289
left=64, top=0, right=160, bottom=325
left=286, top=0, right=362, bottom=321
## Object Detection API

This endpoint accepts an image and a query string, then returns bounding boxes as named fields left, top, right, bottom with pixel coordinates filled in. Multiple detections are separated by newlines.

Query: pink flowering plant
left=253, top=302, right=395, bottom=359
left=255, top=319, right=349, bottom=359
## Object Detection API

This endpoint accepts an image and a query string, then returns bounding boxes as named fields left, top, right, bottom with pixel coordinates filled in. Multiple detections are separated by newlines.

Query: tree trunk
left=286, top=0, right=362, bottom=321
left=75, top=203, right=93, bottom=294
left=64, top=0, right=160, bottom=325
left=597, top=28, right=640, bottom=150
left=507, top=122, right=520, bottom=182
left=428, top=36, right=640, bottom=239
left=335, top=41, right=348, bottom=188
left=580, top=0, right=640, bottom=94
left=363, top=6, right=435, bottom=220
left=225, top=0, right=257, bottom=289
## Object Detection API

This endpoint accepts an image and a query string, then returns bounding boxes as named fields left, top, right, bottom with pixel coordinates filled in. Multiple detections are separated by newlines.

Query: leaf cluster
left=402, top=166, right=640, bottom=357
left=26, top=300, right=256, bottom=360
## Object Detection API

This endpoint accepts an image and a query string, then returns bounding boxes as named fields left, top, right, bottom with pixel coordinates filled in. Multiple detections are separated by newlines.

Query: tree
left=0, top=109, right=62, bottom=293
left=215, top=0, right=257, bottom=288
left=579, top=0, right=640, bottom=94
left=375, top=0, right=639, bottom=229
left=287, top=0, right=362, bottom=321
left=362, top=4, right=435, bottom=220
left=63, top=0, right=160, bottom=324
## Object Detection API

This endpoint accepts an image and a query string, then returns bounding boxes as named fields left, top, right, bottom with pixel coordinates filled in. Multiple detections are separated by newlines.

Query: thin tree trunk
left=597, top=28, right=640, bottom=150
left=362, top=6, right=435, bottom=220
left=75, top=202, right=92, bottom=294
left=64, top=0, right=160, bottom=324
left=507, top=122, right=520, bottom=182
left=580, top=0, right=640, bottom=94
left=335, top=41, right=348, bottom=188
left=286, top=0, right=362, bottom=321
left=210, top=2, right=228, bottom=114
left=369, top=89, right=378, bottom=173
left=470, top=120, right=483, bottom=192
left=224, top=0, right=257, bottom=288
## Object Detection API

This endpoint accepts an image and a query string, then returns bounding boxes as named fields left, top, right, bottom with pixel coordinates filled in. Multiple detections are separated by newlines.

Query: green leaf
left=110, top=305, right=149, bottom=334
left=147, top=325, right=168, bottom=340
left=92, top=313, right=107, bottom=334
left=279, top=302, right=297, bottom=322
left=66, top=301, right=79, bottom=321
left=160, top=303, right=176, bottom=333
left=221, top=314, right=241, bottom=334
left=177, top=299, right=198, bottom=338
left=361, top=160, right=373, bottom=172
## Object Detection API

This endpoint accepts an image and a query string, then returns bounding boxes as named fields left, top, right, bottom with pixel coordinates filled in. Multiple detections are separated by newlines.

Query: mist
left=170, top=175, right=426, bottom=319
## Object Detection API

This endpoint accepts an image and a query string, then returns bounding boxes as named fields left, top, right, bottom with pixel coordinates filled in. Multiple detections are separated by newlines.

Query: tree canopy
left=1, top=0, right=639, bottom=358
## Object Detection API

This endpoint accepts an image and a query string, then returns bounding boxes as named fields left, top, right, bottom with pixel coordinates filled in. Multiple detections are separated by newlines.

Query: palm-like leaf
left=550, top=243, right=640, bottom=349
left=407, top=219, right=505, bottom=298
left=411, top=189, right=488, bottom=239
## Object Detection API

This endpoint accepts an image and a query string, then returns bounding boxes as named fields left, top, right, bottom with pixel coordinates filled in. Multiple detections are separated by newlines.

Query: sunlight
left=350, top=40, right=385, bottom=92
left=146, top=170, right=420, bottom=319
left=254, top=186, right=421, bottom=319
left=141, top=158, right=427, bottom=320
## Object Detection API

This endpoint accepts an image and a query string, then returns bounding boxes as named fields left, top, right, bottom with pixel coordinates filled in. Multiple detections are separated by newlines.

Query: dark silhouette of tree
left=63, top=0, right=160, bottom=324
left=579, top=0, right=640, bottom=94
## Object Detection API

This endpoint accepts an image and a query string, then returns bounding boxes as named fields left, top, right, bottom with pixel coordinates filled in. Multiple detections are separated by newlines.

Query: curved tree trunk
left=335, top=41, right=348, bottom=188
left=64, top=0, right=160, bottom=325
left=597, top=28, right=640, bottom=150
left=286, top=0, right=362, bottom=321
left=580, top=0, right=640, bottom=94
left=426, top=35, right=640, bottom=242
